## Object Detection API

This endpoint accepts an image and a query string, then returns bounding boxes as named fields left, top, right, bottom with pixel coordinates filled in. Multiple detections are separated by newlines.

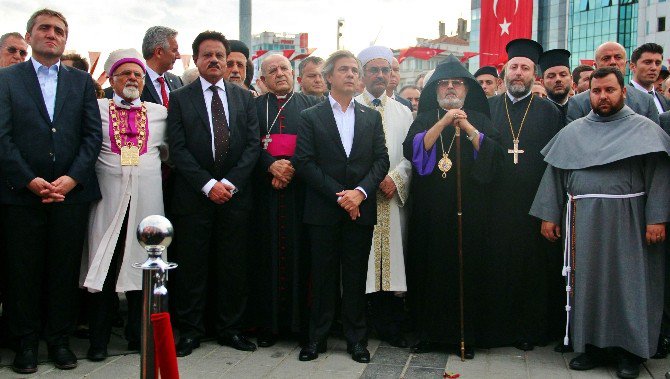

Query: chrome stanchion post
left=134, top=215, right=177, bottom=379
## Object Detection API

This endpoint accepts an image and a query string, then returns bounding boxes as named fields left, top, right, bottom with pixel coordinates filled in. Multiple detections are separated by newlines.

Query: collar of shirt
left=113, top=93, right=141, bottom=108
left=362, top=89, right=387, bottom=106
left=146, top=66, right=163, bottom=85
left=200, top=77, right=226, bottom=94
left=548, top=97, right=569, bottom=106
left=507, top=90, right=532, bottom=103
left=31, top=57, right=60, bottom=74
left=328, top=93, right=354, bottom=112
left=630, top=79, right=654, bottom=94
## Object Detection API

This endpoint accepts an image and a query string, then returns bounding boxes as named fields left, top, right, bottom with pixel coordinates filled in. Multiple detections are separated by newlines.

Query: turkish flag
left=252, top=50, right=268, bottom=61
left=580, top=59, right=595, bottom=67
left=479, top=0, right=533, bottom=67
left=460, top=52, right=479, bottom=63
left=397, top=47, right=445, bottom=64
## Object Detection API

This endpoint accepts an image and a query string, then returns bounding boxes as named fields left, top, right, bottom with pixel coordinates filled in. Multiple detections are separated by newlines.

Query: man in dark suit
left=0, top=9, right=102, bottom=374
left=629, top=43, right=669, bottom=114
left=567, top=41, right=660, bottom=124
left=294, top=50, right=389, bottom=363
left=140, top=26, right=183, bottom=106
left=168, top=30, right=260, bottom=357
left=387, top=57, right=413, bottom=111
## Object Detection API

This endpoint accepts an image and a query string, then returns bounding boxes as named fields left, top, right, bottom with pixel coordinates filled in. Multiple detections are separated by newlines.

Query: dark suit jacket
left=0, top=61, right=102, bottom=205
left=394, top=93, right=413, bottom=112
left=294, top=99, right=390, bottom=226
left=167, top=78, right=260, bottom=214
left=660, top=111, right=670, bottom=136
left=142, top=71, right=183, bottom=105
left=566, top=84, right=660, bottom=124
left=103, top=86, right=114, bottom=99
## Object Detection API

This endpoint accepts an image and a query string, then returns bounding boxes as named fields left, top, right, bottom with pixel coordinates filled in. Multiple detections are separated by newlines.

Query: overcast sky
left=1, top=0, right=471, bottom=75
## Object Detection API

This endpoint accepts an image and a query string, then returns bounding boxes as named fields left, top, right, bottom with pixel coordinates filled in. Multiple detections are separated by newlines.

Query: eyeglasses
left=366, top=66, right=391, bottom=75
left=6, top=47, right=28, bottom=57
left=113, top=70, right=145, bottom=79
left=438, top=79, right=465, bottom=88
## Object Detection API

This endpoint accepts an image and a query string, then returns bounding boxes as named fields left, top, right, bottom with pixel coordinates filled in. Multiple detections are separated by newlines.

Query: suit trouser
left=307, top=221, right=373, bottom=345
left=172, top=205, right=250, bottom=339
left=2, top=203, right=89, bottom=347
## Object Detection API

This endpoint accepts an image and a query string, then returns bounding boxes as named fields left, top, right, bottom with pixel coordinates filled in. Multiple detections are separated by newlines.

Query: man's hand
left=439, top=109, right=468, bottom=128
left=271, top=177, right=288, bottom=190
left=28, top=177, right=64, bottom=203
left=379, top=175, right=397, bottom=200
left=208, top=182, right=232, bottom=204
left=51, top=175, right=77, bottom=196
left=336, top=189, right=365, bottom=212
left=541, top=221, right=561, bottom=242
left=347, top=206, right=361, bottom=221
left=268, top=159, right=295, bottom=183
left=646, top=223, right=665, bottom=245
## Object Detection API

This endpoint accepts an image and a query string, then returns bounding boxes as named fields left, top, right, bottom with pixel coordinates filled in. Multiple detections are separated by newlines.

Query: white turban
left=104, top=48, right=146, bottom=76
left=357, top=46, right=393, bottom=67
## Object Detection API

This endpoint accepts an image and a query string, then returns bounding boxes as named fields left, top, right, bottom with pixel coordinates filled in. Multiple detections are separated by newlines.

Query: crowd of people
left=1, top=7, right=670, bottom=379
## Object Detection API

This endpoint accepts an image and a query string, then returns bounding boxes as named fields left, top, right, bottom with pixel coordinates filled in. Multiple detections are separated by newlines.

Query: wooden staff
left=455, top=124, right=465, bottom=361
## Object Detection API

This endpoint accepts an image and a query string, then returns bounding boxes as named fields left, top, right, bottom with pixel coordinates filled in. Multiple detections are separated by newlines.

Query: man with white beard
left=81, top=49, right=168, bottom=362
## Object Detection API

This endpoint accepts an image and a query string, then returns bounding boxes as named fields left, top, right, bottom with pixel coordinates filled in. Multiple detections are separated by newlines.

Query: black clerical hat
left=228, top=40, right=250, bottom=59
left=539, top=49, right=571, bottom=73
left=474, top=66, right=498, bottom=78
left=506, top=38, right=543, bottom=64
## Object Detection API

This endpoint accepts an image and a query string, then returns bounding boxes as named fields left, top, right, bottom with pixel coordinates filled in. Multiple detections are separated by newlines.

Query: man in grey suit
left=566, top=41, right=660, bottom=125
left=140, top=26, right=183, bottom=106
left=629, top=43, right=669, bottom=114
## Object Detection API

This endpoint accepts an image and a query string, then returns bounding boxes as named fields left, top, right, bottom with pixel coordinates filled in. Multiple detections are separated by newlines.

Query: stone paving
left=1, top=333, right=668, bottom=378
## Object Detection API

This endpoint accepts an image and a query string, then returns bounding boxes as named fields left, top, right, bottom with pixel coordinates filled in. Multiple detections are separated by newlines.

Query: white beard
left=438, top=97, right=464, bottom=109
left=122, top=86, right=140, bottom=100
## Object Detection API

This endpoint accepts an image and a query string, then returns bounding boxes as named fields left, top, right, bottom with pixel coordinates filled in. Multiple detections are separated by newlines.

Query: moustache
left=208, top=62, right=220, bottom=69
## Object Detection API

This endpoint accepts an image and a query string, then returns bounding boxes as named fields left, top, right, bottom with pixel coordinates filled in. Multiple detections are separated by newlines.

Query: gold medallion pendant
left=438, top=153, right=452, bottom=178
left=121, top=145, right=140, bottom=166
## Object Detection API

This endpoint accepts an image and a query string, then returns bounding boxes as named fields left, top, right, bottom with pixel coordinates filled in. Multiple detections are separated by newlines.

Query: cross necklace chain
left=503, top=94, right=534, bottom=164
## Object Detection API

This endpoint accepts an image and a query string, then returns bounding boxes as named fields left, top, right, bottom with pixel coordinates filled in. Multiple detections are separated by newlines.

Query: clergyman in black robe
left=402, top=55, right=503, bottom=358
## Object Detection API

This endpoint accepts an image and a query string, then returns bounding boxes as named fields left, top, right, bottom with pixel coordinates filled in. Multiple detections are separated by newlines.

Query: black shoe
left=514, top=340, right=534, bottom=351
left=86, top=345, right=108, bottom=362
left=410, top=340, right=433, bottom=354
left=569, top=352, right=603, bottom=371
left=257, top=332, right=276, bottom=348
left=299, top=341, right=326, bottom=361
left=464, top=346, right=475, bottom=360
left=48, top=345, right=78, bottom=370
left=347, top=342, right=370, bottom=363
left=218, top=334, right=257, bottom=351
left=175, top=337, right=200, bottom=357
left=652, top=335, right=670, bottom=359
left=387, top=335, right=408, bottom=348
left=554, top=341, right=574, bottom=353
left=127, top=340, right=140, bottom=352
left=12, top=346, right=38, bottom=374
left=616, top=356, right=640, bottom=379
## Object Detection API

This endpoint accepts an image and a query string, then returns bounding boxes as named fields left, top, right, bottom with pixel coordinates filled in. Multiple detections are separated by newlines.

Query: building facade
left=250, top=31, right=310, bottom=85
left=637, top=0, right=669, bottom=55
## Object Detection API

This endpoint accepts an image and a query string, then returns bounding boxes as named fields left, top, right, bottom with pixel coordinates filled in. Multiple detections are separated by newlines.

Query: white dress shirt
left=199, top=77, right=235, bottom=196
left=631, top=80, right=664, bottom=114
left=32, top=57, right=60, bottom=122
left=328, top=94, right=367, bottom=200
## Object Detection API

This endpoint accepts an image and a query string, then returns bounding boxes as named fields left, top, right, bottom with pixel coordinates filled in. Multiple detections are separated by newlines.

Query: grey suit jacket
left=566, top=84, right=660, bottom=125
left=141, top=71, right=183, bottom=105
left=660, top=111, right=670, bottom=136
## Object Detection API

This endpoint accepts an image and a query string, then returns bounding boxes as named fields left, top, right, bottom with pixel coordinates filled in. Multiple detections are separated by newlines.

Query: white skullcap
left=357, top=46, right=393, bottom=67
left=104, top=48, right=146, bottom=76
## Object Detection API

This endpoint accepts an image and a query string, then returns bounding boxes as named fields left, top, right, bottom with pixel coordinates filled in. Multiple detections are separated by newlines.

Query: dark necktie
left=210, top=85, right=229, bottom=171
left=372, top=98, right=381, bottom=107
left=157, top=76, right=169, bottom=108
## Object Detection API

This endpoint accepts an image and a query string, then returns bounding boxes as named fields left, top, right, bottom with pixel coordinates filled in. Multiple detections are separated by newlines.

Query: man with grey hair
left=297, top=56, right=326, bottom=98
left=0, top=32, right=28, bottom=68
left=140, top=25, right=183, bottom=107
left=295, top=50, right=389, bottom=363
left=387, top=57, right=413, bottom=111
left=566, top=41, right=659, bottom=124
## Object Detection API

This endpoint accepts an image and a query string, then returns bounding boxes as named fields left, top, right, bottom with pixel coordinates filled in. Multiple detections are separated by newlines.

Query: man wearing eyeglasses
left=0, top=9, right=101, bottom=374
left=0, top=32, right=28, bottom=68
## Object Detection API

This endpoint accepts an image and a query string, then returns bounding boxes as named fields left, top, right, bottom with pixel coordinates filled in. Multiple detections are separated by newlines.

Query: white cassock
left=356, top=91, right=413, bottom=293
left=80, top=97, right=168, bottom=293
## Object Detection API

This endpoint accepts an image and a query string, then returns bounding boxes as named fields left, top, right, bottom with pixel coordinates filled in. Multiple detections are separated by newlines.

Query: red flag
left=96, top=72, right=107, bottom=86
left=282, top=49, right=295, bottom=59
left=479, top=0, right=534, bottom=67
left=460, top=52, right=479, bottom=63
left=397, top=47, right=445, bottom=64
left=291, top=48, right=317, bottom=61
left=579, top=59, right=595, bottom=67
left=252, top=50, right=268, bottom=61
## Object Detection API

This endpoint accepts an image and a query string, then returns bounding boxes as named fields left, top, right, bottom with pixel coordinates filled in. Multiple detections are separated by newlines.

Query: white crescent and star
left=494, top=0, right=519, bottom=36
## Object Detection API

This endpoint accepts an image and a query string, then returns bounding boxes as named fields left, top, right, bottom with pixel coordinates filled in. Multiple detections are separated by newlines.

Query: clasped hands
left=441, top=109, right=475, bottom=135
left=379, top=175, right=397, bottom=200
left=337, top=189, right=365, bottom=221
left=541, top=220, right=666, bottom=246
left=268, top=159, right=295, bottom=190
left=28, top=176, right=77, bottom=203
left=208, top=181, right=236, bottom=204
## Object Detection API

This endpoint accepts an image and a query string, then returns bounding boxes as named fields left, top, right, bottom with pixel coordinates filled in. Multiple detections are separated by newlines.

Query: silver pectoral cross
left=262, top=134, right=272, bottom=149
left=508, top=138, right=524, bottom=164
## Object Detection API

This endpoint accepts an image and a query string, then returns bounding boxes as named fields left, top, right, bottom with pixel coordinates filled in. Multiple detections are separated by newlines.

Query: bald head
left=261, top=54, right=294, bottom=95
left=595, top=42, right=627, bottom=74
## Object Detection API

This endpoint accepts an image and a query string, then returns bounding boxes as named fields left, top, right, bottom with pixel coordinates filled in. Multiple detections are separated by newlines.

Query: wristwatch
left=466, top=129, right=480, bottom=141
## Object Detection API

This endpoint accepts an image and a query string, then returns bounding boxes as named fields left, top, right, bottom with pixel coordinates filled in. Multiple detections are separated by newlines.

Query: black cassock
left=477, top=93, right=564, bottom=348
left=249, top=92, right=319, bottom=335
left=402, top=109, right=503, bottom=345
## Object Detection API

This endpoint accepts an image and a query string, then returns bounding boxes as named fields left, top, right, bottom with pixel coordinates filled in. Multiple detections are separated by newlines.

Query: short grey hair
left=0, top=32, right=23, bottom=47
left=142, top=26, right=178, bottom=60
left=298, top=56, right=324, bottom=77
left=322, top=50, right=361, bottom=90
left=260, top=54, right=291, bottom=76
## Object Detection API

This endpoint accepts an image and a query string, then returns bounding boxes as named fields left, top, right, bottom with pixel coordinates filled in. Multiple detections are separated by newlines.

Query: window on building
left=660, top=17, right=667, bottom=32
left=579, top=0, right=589, bottom=11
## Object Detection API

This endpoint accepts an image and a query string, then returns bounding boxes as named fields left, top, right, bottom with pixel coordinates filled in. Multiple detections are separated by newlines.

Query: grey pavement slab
left=1, top=338, right=669, bottom=378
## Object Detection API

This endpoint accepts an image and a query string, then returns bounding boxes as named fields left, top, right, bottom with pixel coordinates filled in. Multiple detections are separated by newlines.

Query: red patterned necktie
left=157, top=76, right=169, bottom=108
